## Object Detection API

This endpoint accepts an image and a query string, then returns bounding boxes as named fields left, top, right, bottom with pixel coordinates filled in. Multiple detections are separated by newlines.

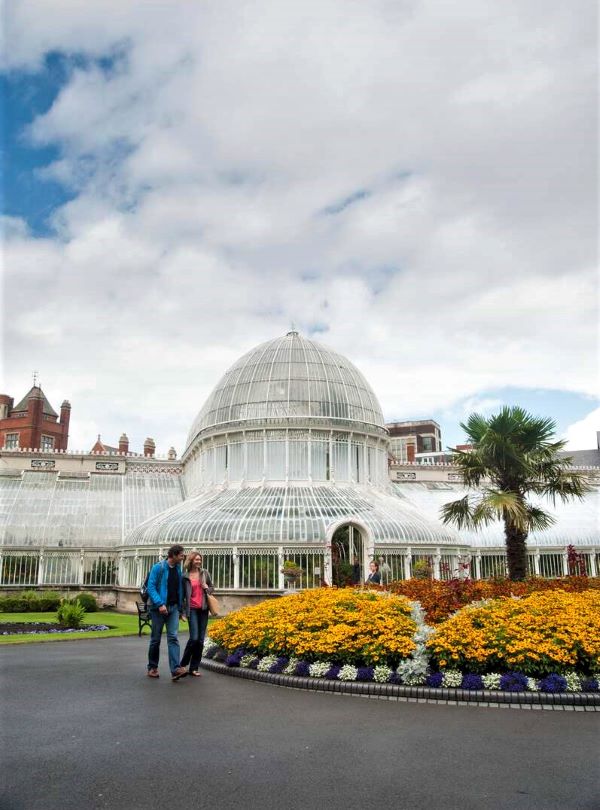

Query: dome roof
left=185, top=332, right=385, bottom=450
left=125, top=483, right=461, bottom=547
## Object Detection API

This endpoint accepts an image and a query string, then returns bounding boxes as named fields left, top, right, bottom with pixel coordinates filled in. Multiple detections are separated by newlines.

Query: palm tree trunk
left=504, top=516, right=528, bottom=580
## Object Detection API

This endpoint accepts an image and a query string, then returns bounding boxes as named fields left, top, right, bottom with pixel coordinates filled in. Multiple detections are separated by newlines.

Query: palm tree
left=440, top=406, right=593, bottom=580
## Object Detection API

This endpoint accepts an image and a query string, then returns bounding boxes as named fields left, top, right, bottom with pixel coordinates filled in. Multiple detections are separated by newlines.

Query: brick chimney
left=143, top=437, right=156, bottom=458
left=59, top=400, right=71, bottom=450
left=119, top=433, right=129, bottom=454
left=28, top=388, right=44, bottom=449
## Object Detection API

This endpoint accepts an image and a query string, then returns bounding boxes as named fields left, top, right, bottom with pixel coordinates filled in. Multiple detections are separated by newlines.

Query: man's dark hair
left=167, top=544, right=185, bottom=559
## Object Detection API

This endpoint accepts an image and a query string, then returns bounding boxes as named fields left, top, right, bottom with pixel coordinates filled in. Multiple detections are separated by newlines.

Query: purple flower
left=294, top=660, right=311, bottom=677
left=426, top=672, right=443, bottom=688
left=499, top=671, right=528, bottom=692
left=248, top=657, right=260, bottom=670
left=388, top=671, right=402, bottom=685
left=325, top=665, right=341, bottom=680
left=461, top=673, right=484, bottom=690
left=537, top=674, right=568, bottom=693
left=225, top=650, right=244, bottom=668
left=356, top=667, right=374, bottom=682
left=581, top=678, right=599, bottom=692
left=269, top=657, right=289, bottom=674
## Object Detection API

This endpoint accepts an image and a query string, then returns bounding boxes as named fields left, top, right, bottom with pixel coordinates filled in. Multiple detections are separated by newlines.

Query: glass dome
left=185, top=331, right=385, bottom=451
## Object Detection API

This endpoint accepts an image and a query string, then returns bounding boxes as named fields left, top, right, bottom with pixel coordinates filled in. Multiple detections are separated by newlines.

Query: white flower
left=284, top=657, right=299, bottom=675
left=526, top=678, right=539, bottom=691
left=373, top=665, right=392, bottom=683
left=442, top=669, right=463, bottom=688
left=203, top=639, right=217, bottom=655
left=338, top=664, right=358, bottom=681
left=564, top=672, right=582, bottom=692
left=482, top=673, right=501, bottom=690
left=397, top=657, right=428, bottom=685
left=257, top=655, right=278, bottom=672
left=309, top=661, right=332, bottom=678
left=239, top=653, right=256, bottom=668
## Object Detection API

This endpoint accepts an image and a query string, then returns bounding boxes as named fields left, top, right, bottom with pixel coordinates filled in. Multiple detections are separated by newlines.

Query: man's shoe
left=147, top=668, right=159, bottom=678
left=171, top=667, right=188, bottom=681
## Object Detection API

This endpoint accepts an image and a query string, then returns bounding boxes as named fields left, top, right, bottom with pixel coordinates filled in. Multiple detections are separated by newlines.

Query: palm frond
left=440, top=496, right=478, bottom=530
left=524, top=505, right=555, bottom=532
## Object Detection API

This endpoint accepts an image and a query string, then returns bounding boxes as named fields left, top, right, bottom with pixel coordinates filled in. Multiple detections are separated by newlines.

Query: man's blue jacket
left=147, top=560, right=184, bottom=610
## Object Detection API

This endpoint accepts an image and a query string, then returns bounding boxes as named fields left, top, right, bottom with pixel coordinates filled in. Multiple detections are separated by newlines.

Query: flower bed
left=427, top=590, right=600, bottom=676
left=386, top=576, right=600, bottom=625
left=0, top=622, right=110, bottom=635
left=204, top=586, right=600, bottom=695
left=209, top=588, right=420, bottom=666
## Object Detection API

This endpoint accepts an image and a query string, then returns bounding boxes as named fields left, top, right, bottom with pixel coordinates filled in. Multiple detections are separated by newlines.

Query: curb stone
left=200, top=659, right=600, bottom=711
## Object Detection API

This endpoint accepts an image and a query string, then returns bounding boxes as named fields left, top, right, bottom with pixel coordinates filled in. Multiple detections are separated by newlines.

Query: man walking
left=146, top=544, right=188, bottom=681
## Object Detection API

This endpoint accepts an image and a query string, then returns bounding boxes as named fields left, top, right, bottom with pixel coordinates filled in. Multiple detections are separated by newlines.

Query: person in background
left=180, top=550, right=215, bottom=677
left=378, top=555, right=392, bottom=585
left=351, top=556, right=361, bottom=585
left=365, top=560, right=381, bottom=585
left=146, top=544, right=188, bottom=681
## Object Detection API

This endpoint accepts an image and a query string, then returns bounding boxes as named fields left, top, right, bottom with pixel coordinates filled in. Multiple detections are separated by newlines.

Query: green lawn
left=0, top=611, right=160, bottom=644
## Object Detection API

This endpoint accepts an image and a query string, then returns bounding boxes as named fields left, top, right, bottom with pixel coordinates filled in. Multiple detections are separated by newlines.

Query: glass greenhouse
left=0, top=331, right=598, bottom=597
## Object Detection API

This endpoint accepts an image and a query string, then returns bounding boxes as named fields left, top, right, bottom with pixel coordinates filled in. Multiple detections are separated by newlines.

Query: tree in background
left=440, top=407, right=592, bottom=580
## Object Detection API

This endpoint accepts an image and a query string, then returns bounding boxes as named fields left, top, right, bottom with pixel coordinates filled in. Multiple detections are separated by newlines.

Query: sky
left=1, top=0, right=598, bottom=457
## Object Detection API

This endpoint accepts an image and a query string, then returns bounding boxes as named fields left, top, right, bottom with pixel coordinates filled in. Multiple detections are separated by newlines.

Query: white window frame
left=41, top=434, right=55, bottom=451
left=4, top=432, right=19, bottom=449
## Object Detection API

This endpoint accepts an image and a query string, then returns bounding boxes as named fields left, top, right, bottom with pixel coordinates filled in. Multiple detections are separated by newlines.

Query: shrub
left=56, top=601, right=87, bottom=629
left=428, top=590, right=600, bottom=676
left=72, top=592, right=98, bottom=612
left=0, top=592, right=62, bottom=612
left=209, top=588, right=417, bottom=666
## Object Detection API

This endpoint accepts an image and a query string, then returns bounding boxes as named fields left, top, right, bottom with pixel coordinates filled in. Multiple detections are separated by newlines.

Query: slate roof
left=12, top=386, right=58, bottom=418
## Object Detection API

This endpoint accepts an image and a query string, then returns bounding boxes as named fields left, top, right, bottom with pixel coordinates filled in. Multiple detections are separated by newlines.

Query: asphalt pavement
left=1, top=636, right=598, bottom=810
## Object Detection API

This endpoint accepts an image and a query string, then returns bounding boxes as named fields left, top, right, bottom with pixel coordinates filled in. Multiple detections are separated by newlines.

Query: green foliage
left=71, top=592, right=98, bottom=612
left=56, top=601, right=86, bottom=628
left=441, top=406, right=594, bottom=580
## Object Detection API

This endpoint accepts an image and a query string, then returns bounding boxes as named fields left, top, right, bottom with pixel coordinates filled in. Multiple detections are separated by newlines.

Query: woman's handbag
left=206, top=592, right=220, bottom=616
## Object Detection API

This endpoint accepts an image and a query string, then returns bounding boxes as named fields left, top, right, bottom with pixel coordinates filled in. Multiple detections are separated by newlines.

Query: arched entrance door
left=331, top=524, right=364, bottom=586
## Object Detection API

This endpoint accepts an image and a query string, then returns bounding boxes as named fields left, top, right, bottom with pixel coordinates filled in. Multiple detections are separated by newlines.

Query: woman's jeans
left=148, top=605, right=181, bottom=674
left=181, top=608, right=209, bottom=672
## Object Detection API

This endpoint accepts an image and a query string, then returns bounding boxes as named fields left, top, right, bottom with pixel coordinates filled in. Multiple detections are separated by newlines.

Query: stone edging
left=200, top=659, right=600, bottom=710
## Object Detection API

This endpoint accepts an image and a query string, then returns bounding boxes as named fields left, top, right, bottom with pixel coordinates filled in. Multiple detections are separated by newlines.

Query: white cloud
left=563, top=408, right=600, bottom=451
left=2, top=1, right=598, bottom=454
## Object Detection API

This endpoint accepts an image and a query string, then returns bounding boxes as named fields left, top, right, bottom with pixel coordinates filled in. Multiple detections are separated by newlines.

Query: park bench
left=136, top=601, right=152, bottom=636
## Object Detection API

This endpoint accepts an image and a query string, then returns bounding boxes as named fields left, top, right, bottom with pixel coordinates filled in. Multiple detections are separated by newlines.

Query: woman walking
left=180, top=550, right=215, bottom=677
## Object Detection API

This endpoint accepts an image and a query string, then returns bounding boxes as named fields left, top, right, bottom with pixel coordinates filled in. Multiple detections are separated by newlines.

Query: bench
left=136, top=601, right=152, bottom=636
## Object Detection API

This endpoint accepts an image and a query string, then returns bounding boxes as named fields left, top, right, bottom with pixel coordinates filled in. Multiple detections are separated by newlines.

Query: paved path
left=1, top=637, right=598, bottom=810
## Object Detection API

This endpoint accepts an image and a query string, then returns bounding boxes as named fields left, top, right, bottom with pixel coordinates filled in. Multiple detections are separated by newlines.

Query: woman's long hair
left=184, top=550, right=203, bottom=573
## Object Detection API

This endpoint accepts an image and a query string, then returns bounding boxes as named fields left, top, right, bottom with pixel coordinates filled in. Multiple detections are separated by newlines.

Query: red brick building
left=0, top=385, right=71, bottom=451
left=386, top=419, right=442, bottom=462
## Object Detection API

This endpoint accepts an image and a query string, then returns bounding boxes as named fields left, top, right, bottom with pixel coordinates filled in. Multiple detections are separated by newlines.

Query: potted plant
left=281, top=560, right=304, bottom=583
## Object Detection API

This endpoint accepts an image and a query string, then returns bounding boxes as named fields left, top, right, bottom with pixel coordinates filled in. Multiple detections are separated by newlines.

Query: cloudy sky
left=2, top=0, right=598, bottom=456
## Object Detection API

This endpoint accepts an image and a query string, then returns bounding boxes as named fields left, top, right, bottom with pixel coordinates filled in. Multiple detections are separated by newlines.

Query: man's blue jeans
left=148, top=605, right=181, bottom=674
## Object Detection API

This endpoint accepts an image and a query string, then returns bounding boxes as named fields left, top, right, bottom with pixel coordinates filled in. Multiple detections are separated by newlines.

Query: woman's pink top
left=190, top=578, right=204, bottom=609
